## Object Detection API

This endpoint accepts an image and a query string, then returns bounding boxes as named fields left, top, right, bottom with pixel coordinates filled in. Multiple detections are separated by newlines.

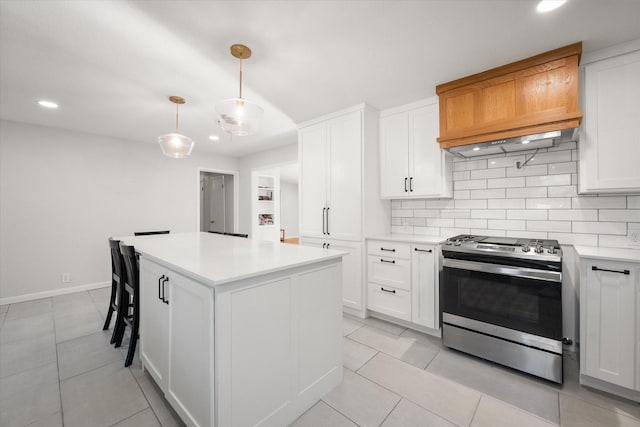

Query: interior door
left=209, top=175, right=226, bottom=233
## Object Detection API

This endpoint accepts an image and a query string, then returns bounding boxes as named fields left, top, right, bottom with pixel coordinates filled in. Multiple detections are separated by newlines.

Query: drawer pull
left=591, top=266, right=630, bottom=275
left=414, top=248, right=432, bottom=253
left=380, top=287, right=396, bottom=294
left=380, top=247, right=396, bottom=252
left=380, top=258, right=395, bottom=264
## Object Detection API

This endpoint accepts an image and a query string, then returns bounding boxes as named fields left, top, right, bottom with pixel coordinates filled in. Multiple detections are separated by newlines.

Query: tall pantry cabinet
left=299, top=104, right=389, bottom=317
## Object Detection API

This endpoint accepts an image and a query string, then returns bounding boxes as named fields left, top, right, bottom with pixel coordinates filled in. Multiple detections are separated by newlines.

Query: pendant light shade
left=158, top=96, right=194, bottom=158
left=216, top=97, right=264, bottom=136
left=216, top=44, right=263, bottom=136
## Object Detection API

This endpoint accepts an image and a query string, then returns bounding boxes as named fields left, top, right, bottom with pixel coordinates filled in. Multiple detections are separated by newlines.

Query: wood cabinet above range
left=436, top=42, right=583, bottom=149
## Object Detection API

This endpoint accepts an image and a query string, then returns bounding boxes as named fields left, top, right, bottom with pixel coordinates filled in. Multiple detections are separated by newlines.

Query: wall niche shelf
left=257, top=176, right=276, bottom=227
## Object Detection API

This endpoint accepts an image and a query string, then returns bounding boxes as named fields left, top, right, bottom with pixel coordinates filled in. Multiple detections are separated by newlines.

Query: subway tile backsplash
left=390, top=146, right=640, bottom=248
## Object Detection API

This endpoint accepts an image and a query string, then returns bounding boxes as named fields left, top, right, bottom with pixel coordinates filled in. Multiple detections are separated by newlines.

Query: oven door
left=441, top=258, right=562, bottom=342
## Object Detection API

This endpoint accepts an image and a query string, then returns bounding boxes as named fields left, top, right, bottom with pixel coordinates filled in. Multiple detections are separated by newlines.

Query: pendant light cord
left=175, top=102, right=179, bottom=132
left=239, top=58, right=244, bottom=99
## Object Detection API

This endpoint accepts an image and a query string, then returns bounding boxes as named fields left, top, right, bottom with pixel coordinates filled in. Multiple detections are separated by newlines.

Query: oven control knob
left=445, top=241, right=452, bottom=246
left=454, top=240, right=462, bottom=246
left=535, top=245, right=544, bottom=254
left=522, top=245, right=530, bottom=252
left=547, top=248, right=557, bottom=254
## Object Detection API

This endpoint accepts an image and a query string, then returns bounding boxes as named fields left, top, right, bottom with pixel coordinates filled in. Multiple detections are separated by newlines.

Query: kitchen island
left=119, top=232, right=345, bottom=427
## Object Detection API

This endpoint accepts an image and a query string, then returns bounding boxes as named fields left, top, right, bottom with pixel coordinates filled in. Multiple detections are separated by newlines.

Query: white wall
left=237, top=143, right=298, bottom=236
left=280, top=181, right=299, bottom=238
left=0, top=120, right=238, bottom=302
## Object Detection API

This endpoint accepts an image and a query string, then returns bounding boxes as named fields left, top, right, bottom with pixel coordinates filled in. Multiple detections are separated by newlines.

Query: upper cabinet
left=579, top=41, right=640, bottom=194
left=436, top=43, right=583, bottom=150
left=380, top=97, right=453, bottom=199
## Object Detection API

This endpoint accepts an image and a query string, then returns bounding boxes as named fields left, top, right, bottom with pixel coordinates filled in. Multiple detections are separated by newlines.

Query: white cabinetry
left=579, top=257, right=640, bottom=401
left=366, top=239, right=441, bottom=333
left=299, top=104, right=389, bottom=316
left=366, top=240, right=412, bottom=322
left=300, top=237, right=363, bottom=311
left=299, top=109, right=362, bottom=242
left=139, top=259, right=214, bottom=427
left=579, top=43, right=640, bottom=194
left=167, top=274, right=213, bottom=427
left=411, top=244, right=438, bottom=330
left=380, top=97, right=453, bottom=199
left=140, top=259, right=170, bottom=389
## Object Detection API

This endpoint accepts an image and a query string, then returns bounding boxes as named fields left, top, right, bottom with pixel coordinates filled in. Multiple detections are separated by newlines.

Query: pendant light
left=216, top=44, right=264, bottom=136
left=158, top=96, right=194, bottom=158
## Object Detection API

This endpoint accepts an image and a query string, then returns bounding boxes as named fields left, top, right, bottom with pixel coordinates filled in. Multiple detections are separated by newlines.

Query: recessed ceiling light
left=522, top=140, right=531, bottom=144
left=38, top=100, right=58, bottom=109
left=208, top=135, right=220, bottom=141
left=473, top=147, right=481, bottom=151
left=536, top=0, right=567, bottom=13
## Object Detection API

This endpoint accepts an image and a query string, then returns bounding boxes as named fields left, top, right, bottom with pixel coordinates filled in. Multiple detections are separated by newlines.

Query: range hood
left=445, top=128, right=579, bottom=158
left=436, top=43, right=583, bottom=154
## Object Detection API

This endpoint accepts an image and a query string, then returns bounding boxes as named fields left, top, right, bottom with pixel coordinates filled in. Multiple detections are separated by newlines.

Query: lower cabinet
left=300, top=237, right=363, bottom=312
left=366, top=240, right=440, bottom=331
left=140, top=259, right=214, bottom=427
left=139, top=259, right=170, bottom=389
left=580, top=257, right=640, bottom=400
left=411, top=244, right=438, bottom=330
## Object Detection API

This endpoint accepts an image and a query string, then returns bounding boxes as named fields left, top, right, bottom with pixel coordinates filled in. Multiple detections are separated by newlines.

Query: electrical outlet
left=61, top=273, right=71, bottom=283
left=628, top=223, right=640, bottom=247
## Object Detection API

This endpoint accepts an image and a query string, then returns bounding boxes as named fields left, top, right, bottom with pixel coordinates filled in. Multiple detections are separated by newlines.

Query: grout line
left=320, top=397, right=364, bottom=426
left=377, top=398, right=401, bottom=426
left=107, top=407, right=149, bottom=427
left=52, top=297, right=66, bottom=427
left=468, top=394, right=483, bottom=427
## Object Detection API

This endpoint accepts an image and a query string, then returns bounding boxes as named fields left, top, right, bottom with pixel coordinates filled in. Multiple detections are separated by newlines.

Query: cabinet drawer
left=367, top=284, right=411, bottom=322
left=367, top=255, right=411, bottom=291
left=368, top=240, right=410, bottom=259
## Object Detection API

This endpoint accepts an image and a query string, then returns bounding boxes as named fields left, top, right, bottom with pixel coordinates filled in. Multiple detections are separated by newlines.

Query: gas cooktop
left=443, top=234, right=562, bottom=262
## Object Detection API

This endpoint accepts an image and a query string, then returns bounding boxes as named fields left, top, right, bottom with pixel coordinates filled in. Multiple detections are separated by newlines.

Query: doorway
left=199, top=170, right=237, bottom=233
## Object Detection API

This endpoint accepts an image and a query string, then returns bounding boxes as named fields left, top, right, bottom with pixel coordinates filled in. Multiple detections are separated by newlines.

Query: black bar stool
left=115, top=243, right=140, bottom=367
left=134, top=230, right=170, bottom=236
left=103, top=238, right=125, bottom=344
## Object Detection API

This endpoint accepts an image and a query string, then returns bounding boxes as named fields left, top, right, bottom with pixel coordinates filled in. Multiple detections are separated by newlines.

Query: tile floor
left=0, top=289, right=639, bottom=427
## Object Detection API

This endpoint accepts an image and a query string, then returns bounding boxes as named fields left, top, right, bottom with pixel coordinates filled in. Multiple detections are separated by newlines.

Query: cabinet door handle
left=404, top=177, right=408, bottom=192
left=326, top=207, right=330, bottom=235
left=414, top=248, right=432, bottom=253
left=409, top=177, right=413, bottom=192
left=380, top=258, right=395, bottom=264
left=322, top=208, right=326, bottom=235
left=380, top=247, right=396, bottom=252
left=322, top=243, right=326, bottom=249
left=380, top=287, right=396, bottom=294
left=327, top=243, right=330, bottom=248
left=161, top=277, right=169, bottom=304
left=591, top=266, right=630, bottom=275
left=158, top=275, right=165, bottom=301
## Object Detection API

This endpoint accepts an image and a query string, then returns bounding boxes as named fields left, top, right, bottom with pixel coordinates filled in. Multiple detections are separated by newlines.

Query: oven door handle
left=443, top=258, right=562, bottom=283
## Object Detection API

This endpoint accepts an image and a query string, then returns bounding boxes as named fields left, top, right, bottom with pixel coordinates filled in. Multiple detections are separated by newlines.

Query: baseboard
left=0, top=281, right=110, bottom=305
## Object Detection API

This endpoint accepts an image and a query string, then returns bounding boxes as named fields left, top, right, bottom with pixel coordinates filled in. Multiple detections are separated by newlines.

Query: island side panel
left=215, top=258, right=343, bottom=427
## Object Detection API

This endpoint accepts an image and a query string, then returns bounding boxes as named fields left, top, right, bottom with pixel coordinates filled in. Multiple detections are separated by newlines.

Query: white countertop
left=367, top=233, right=447, bottom=245
left=574, top=245, right=640, bottom=263
left=117, top=232, right=345, bottom=287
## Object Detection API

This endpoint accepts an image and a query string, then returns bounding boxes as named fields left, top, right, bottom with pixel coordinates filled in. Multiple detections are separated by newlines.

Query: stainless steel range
left=440, top=234, right=564, bottom=383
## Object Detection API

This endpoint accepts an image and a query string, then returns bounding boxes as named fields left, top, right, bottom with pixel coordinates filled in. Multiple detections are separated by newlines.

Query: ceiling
left=2, top=1, right=640, bottom=158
